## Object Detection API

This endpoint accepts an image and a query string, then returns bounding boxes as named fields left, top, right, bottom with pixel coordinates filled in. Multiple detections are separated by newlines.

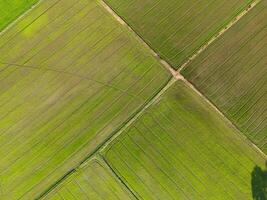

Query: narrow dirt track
left=99, top=0, right=267, bottom=160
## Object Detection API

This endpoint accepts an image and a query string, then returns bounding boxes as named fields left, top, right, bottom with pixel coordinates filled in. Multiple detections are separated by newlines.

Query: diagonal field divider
left=99, top=0, right=266, bottom=158
left=0, top=0, right=47, bottom=37
left=177, top=0, right=261, bottom=72
left=39, top=0, right=266, bottom=198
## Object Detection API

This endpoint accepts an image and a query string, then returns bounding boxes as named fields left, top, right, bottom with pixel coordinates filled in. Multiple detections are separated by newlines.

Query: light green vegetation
left=0, top=0, right=39, bottom=32
left=44, top=157, right=135, bottom=200
left=182, top=0, right=267, bottom=153
left=0, top=0, right=170, bottom=198
left=103, top=81, right=266, bottom=199
left=104, top=0, right=253, bottom=68
left=0, top=0, right=266, bottom=199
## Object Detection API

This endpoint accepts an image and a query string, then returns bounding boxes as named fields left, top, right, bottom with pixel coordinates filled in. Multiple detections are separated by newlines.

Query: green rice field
left=182, top=0, right=267, bottom=154
left=44, top=157, right=135, bottom=200
left=104, top=0, right=253, bottom=68
left=0, top=0, right=170, bottom=198
left=0, top=0, right=39, bottom=31
left=103, top=81, right=266, bottom=199
left=0, top=0, right=266, bottom=199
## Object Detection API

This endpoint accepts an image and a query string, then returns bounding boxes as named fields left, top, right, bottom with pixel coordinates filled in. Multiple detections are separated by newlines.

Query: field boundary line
left=37, top=77, right=175, bottom=199
left=36, top=169, right=76, bottom=199
left=181, top=78, right=267, bottom=159
left=98, top=77, right=177, bottom=153
left=99, top=0, right=178, bottom=78
left=0, top=0, right=45, bottom=37
left=178, top=0, right=261, bottom=72
left=100, top=0, right=260, bottom=74
left=99, top=0, right=266, bottom=159
left=26, top=0, right=265, bottom=198
left=0, top=61, right=143, bottom=99
left=98, top=154, right=140, bottom=200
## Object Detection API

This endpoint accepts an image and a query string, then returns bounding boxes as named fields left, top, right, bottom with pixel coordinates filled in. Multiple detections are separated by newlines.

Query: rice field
left=182, top=0, right=267, bottom=154
left=0, top=0, right=266, bottom=199
left=0, top=0, right=39, bottom=31
left=0, top=0, right=170, bottom=198
left=104, top=0, right=254, bottom=68
left=44, top=157, right=135, bottom=200
left=103, top=81, right=266, bottom=199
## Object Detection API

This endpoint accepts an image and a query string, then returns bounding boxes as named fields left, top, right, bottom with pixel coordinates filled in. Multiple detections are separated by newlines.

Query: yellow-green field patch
left=0, top=0, right=170, bottom=198
left=43, top=157, right=135, bottom=200
left=0, top=0, right=39, bottom=32
left=103, top=81, right=266, bottom=199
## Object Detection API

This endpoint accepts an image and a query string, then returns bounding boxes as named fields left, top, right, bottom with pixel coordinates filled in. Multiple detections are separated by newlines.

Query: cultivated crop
left=102, top=81, right=266, bottom=199
left=0, top=0, right=169, bottom=198
left=182, top=0, right=267, bottom=154
left=0, top=0, right=38, bottom=31
left=45, top=158, right=134, bottom=200
left=0, top=0, right=266, bottom=199
left=104, top=0, right=254, bottom=68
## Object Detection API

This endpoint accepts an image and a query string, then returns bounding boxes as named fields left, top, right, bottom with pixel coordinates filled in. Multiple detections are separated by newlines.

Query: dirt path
left=178, top=0, right=261, bottom=72
left=99, top=0, right=178, bottom=78
left=182, top=78, right=267, bottom=160
left=98, top=77, right=177, bottom=152
left=99, top=0, right=266, bottom=160
left=37, top=0, right=266, bottom=197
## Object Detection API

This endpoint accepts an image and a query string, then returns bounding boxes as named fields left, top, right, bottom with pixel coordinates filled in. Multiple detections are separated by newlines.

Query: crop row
left=44, top=158, right=134, bottom=200
left=182, top=0, right=267, bottom=153
left=105, top=0, right=254, bottom=67
left=103, top=82, right=266, bottom=199
left=0, top=0, right=170, bottom=198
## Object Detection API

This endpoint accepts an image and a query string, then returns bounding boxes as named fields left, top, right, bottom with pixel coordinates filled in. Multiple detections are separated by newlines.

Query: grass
left=182, top=0, right=267, bottom=154
left=104, top=0, right=253, bottom=68
left=43, top=157, right=135, bottom=200
left=0, top=0, right=39, bottom=32
left=0, top=0, right=170, bottom=198
left=103, top=81, right=266, bottom=199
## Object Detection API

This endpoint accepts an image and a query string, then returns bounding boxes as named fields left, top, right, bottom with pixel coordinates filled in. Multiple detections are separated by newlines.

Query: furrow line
left=99, top=0, right=266, bottom=159
left=9, top=0, right=265, bottom=198
left=182, top=78, right=267, bottom=160
left=178, top=0, right=261, bottom=72
left=98, top=77, right=176, bottom=152
left=0, top=0, right=45, bottom=37
left=38, top=77, right=175, bottom=199
left=99, top=0, right=178, bottom=78
left=98, top=155, right=140, bottom=200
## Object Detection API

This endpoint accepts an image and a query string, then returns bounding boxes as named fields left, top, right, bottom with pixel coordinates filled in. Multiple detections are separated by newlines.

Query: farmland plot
left=182, top=0, right=267, bottom=153
left=44, top=158, right=135, bottom=200
left=0, top=0, right=39, bottom=31
left=104, top=0, right=254, bottom=68
left=103, top=81, right=266, bottom=199
left=0, top=0, right=170, bottom=198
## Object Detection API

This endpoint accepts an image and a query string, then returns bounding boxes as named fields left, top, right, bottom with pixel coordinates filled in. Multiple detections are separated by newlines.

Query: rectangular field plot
left=0, top=0, right=39, bottom=31
left=104, top=0, right=253, bottom=68
left=44, top=158, right=135, bottom=200
left=103, top=81, right=266, bottom=200
left=182, top=1, right=267, bottom=153
left=0, top=0, right=170, bottom=199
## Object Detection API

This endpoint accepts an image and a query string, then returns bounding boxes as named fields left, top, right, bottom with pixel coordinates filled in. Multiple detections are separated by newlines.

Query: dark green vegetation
left=45, top=158, right=135, bottom=200
left=104, top=0, right=253, bottom=68
left=183, top=0, right=267, bottom=153
left=251, top=163, right=267, bottom=200
left=0, top=0, right=170, bottom=198
left=103, top=81, right=266, bottom=199
left=0, top=0, right=39, bottom=31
